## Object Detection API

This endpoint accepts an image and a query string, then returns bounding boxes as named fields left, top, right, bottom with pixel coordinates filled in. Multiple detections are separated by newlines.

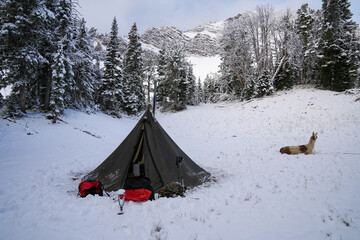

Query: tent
left=85, top=108, right=210, bottom=192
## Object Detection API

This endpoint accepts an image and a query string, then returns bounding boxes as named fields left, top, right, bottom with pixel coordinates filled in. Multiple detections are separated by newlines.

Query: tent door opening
left=128, top=127, right=145, bottom=177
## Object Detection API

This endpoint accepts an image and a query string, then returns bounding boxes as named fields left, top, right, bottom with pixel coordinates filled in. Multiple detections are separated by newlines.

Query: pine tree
left=165, top=44, right=188, bottom=111
left=186, top=65, right=197, bottom=105
left=256, top=70, right=273, bottom=98
left=34, top=0, right=78, bottom=119
left=203, top=74, right=221, bottom=103
left=296, top=4, right=317, bottom=84
left=122, top=23, right=145, bottom=114
left=273, top=61, right=296, bottom=90
left=35, top=0, right=62, bottom=112
left=0, top=0, right=48, bottom=116
left=72, top=18, right=96, bottom=109
left=340, top=0, right=360, bottom=87
left=53, top=0, right=77, bottom=110
left=194, top=78, right=203, bottom=104
left=155, top=46, right=169, bottom=105
left=50, top=44, right=67, bottom=119
left=98, top=17, right=123, bottom=116
left=317, top=0, right=358, bottom=91
left=241, top=75, right=257, bottom=100
left=0, top=0, right=97, bottom=119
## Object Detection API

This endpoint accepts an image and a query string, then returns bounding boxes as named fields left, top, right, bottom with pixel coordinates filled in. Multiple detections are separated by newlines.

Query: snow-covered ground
left=1, top=87, right=360, bottom=240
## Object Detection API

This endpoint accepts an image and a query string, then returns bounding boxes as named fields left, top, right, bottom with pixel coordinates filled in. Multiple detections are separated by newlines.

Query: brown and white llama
left=280, top=132, right=318, bottom=155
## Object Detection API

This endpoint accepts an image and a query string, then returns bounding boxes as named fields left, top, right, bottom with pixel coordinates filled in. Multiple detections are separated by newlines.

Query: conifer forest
left=0, top=0, right=359, bottom=119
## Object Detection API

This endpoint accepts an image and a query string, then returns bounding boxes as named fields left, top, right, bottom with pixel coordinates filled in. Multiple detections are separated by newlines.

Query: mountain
left=93, top=20, right=225, bottom=57
left=141, top=21, right=224, bottom=56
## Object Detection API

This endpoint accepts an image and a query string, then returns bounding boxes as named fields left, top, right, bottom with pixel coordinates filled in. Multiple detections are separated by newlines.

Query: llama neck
left=307, top=137, right=316, bottom=149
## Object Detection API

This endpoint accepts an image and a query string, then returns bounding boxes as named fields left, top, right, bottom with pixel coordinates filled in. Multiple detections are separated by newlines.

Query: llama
left=280, top=132, right=318, bottom=155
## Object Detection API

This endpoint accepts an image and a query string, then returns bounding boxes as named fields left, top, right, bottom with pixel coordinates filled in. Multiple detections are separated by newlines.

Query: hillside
left=0, top=87, right=359, bottom=239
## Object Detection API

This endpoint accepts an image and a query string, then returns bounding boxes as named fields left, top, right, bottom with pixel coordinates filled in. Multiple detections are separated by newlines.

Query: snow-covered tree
left=317, top=0, right=359, bottom=91
left=72, top=18, right=96, bottom=109
left=219, top=5, right=280, bottom=101
left=142, top=51, right=157, bottom=106
left=256, top=69, right=273, bottom=97
left=241, top=75, right=257, bottom=100
left=154, top=42, right=196, bottom=111
left=53, top=0, right=77, bottom=109
left=186, top=65, right=197, bottom=105
left=165, top=43, right=188, bottom=110
left=0, top=0, right=48, bottom=116
left=203, top=74, right=221, bottom=103
left=122, top=23, right=145, bottom=114
left=97, top=17, right=123, bottom=116
left=0, top=0, right=97, bottom=119
left=273, top=10, right=300, bottom=90
left=256, top=4, right=276, bottom=72
left=219, top=16, right=250, bottom=97
left=155, top=46, right=169, bottom=105
left=194, top=78, right=203, bottom=104
left=50, top=44, right=68, bottom=119
left=296, top=4, right=319, bottom=84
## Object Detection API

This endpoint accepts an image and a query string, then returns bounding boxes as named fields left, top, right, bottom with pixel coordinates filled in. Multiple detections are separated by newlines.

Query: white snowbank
left=0, top=87, right=360, bottom=240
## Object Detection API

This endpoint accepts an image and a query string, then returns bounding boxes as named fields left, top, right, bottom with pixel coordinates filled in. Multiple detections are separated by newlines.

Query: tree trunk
left=19, top=85, right=26, bottom=113
left=44, top=69, right=52, bottom=111
left=270, top=52, right=286, bottom=84
left=147, top=75, right=151, bottom=105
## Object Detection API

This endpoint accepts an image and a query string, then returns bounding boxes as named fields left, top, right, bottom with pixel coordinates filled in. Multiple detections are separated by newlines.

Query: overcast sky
left=76, top=0, right=360, bottom=36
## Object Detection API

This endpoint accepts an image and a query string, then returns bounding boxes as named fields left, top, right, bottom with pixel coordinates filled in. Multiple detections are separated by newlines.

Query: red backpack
left=78, top=179, right=103, bottom=198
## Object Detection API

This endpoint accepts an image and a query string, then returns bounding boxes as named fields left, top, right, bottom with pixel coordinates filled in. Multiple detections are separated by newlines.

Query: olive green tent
left=86, top=109, right=210, bottom=192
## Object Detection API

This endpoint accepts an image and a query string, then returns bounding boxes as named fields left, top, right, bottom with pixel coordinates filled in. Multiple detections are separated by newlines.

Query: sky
left=76, top=0, right=360, bottom=36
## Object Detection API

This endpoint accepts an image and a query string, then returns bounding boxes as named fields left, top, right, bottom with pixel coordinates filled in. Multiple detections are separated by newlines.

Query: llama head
left=311, top=132, right=318, bottom=141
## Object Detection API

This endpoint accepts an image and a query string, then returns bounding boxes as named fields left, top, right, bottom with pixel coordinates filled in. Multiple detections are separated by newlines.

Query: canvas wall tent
left=85, top=109, right=210, bottom=192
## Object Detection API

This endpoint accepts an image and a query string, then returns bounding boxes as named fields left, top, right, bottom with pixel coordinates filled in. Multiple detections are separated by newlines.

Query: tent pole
left=176, top=156, right=184, bottom=187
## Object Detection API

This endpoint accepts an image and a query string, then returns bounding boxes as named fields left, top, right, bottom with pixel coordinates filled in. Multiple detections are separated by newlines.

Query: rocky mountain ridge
left=140, top=21, right=224, bottom=56
left=94, top=20, right=226, bottom=57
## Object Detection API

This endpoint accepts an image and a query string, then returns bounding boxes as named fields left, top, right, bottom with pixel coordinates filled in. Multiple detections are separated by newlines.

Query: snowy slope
left=187, top=55, right=221, bottom=81
left=1, top=88, right=360, bottom=240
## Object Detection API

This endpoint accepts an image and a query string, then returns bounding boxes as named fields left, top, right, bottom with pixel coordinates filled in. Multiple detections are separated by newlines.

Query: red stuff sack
left=78, top=180, right=103, bottom=198
left=125, top=189, right=152, bottom=202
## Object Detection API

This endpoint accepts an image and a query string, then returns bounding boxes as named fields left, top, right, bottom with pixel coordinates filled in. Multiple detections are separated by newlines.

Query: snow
left=188, top=55, right=221, bottom=81
left=184, top=20, right=225, bottom=39
left=1, top=86, right=360, bottom=239
left=0, top=85, right=12, bottom=98
left=184, top=30, right=217, bottom=39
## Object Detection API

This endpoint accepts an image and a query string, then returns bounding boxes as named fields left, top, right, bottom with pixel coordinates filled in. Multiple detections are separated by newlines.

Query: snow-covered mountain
left=94, top=20, right=225, bottom=57
left=140, top=21, right=224, bottom=56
